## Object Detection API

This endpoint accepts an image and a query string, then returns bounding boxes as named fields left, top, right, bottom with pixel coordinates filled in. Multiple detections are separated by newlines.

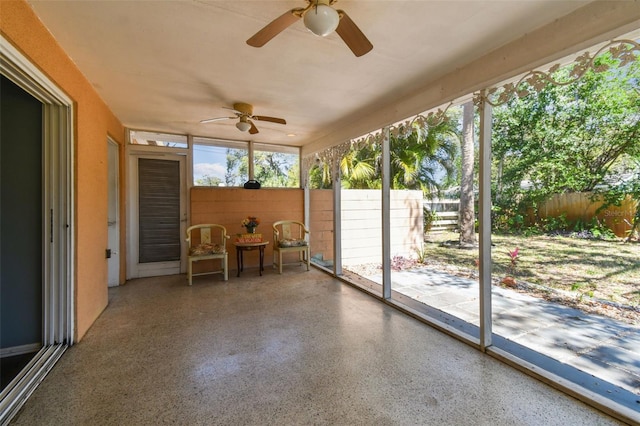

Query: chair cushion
left=278, top=238, right=308, bottom=248
left=190, top=243, right=224, bottom=256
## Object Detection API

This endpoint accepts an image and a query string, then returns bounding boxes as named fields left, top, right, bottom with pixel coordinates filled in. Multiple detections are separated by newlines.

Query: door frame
left=107, top=137, right=120, bottom=287
left=0, top=35, right=74, bottom=423
left=126, top=149, right=187, bottom=279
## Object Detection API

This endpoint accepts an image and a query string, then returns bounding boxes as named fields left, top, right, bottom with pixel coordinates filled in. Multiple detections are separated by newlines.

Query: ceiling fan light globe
left=303, top=4, right=339, bottom=37
left=236, top=121, right=252, bottom=132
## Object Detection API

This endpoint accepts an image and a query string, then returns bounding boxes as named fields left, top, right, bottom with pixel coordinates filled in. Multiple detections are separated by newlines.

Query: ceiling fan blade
left=335, top=10, right=373, bottom=57
left=253, top=115, right=286, bottom=125
left=200, top=116, right=235, bottom=124
left=247, top=9, right=302, bottom=47
left=248, top=120, right=259, bottom=134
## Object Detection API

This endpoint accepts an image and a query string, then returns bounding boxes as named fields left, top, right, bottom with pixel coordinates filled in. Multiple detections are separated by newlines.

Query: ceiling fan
left=247, top=0, right=373, bottom=57
left=200, top=102, right=286, bottom=134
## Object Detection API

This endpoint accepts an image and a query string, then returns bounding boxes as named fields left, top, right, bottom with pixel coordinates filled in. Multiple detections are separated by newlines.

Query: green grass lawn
left=423, top=231, right=640, bottom=307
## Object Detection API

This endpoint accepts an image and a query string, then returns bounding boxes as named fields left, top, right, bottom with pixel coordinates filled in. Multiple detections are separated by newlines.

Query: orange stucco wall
left=1, top=0, right=126, bottom=341
left=190, top=187, right=304, bottom=272
left=309, top=189, right=334, bottom=264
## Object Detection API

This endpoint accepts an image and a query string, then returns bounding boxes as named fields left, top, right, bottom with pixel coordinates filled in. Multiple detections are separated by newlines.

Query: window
left=193, top=137, right=248, bottom=187
left=129, top=130, right=188, bottom=149
left=253, top=143, right=300, bottom=188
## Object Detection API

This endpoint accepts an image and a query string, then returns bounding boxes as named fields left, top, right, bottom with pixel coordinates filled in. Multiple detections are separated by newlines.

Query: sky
left=193, top=144, right=238, bottom=182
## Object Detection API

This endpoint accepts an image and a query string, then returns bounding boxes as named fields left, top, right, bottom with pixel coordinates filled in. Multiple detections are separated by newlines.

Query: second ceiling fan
left=200, top=102, right=286, bottom=135
left=247, top=0, right=373, bottom=57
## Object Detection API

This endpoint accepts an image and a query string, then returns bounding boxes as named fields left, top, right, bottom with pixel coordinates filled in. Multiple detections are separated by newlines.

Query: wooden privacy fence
left=537, top=192, right=637, bottom=237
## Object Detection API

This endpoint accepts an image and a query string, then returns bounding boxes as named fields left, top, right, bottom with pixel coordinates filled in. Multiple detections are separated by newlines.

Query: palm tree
left=309, top=161, right=333, bottom=189
left=328, top=112, right=460, bottom=193
left=389, top=117, right=459, bottom=195
left=340, top=143, right=378, bottom=189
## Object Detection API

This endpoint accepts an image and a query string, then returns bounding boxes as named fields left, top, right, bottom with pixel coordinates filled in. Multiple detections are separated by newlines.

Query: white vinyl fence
left=341, top=190, right=424, bottom=266
left=424, top=199, right=460, bottom=232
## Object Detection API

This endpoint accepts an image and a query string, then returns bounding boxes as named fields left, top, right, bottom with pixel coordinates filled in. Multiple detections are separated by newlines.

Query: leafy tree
left=491, top=54, right=640, bottom=228
left=225, top=148, right=247, bottom=186
left=254, top=151, right=299, bottom=188
left=195, top=174, right=222, bottom=186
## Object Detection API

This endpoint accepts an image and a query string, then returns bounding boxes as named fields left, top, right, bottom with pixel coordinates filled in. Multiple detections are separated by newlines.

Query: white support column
left=333, top=162, right=342, bottom=276
left=304, top=186, right=310, bottom=230
left=248, top=140, right=254, bottom=180
left=302, top=150, right=310, bottom=228
left=381, top=127, right=391, bottom=299
left=478, top=95, right=493, bottom=350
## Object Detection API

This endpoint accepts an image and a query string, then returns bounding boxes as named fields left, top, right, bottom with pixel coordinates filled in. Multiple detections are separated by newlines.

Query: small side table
left=233, top=241, right=269, bottom=277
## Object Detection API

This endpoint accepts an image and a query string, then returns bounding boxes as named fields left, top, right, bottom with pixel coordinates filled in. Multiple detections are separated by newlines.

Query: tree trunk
left=459, top=101, right=477, bottom=247
left=625, top=203, right=640, bottom=243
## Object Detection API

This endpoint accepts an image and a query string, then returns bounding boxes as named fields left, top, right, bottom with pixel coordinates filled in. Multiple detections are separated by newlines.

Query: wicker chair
left=272, top=220, right=310, bottom=274
left=186, top=224, right=230, bottom=284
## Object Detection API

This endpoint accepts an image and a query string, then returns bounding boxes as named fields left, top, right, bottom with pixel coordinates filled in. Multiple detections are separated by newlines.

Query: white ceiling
left=27, top=0, right=592, bottom=148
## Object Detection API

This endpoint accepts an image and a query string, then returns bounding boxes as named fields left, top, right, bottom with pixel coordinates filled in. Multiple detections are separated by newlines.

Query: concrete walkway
left=363, top=267, right=640, bottom=400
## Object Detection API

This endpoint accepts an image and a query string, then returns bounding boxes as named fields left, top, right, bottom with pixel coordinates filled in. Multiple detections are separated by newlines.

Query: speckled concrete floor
left=11, top=268, right=624, bottom=425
